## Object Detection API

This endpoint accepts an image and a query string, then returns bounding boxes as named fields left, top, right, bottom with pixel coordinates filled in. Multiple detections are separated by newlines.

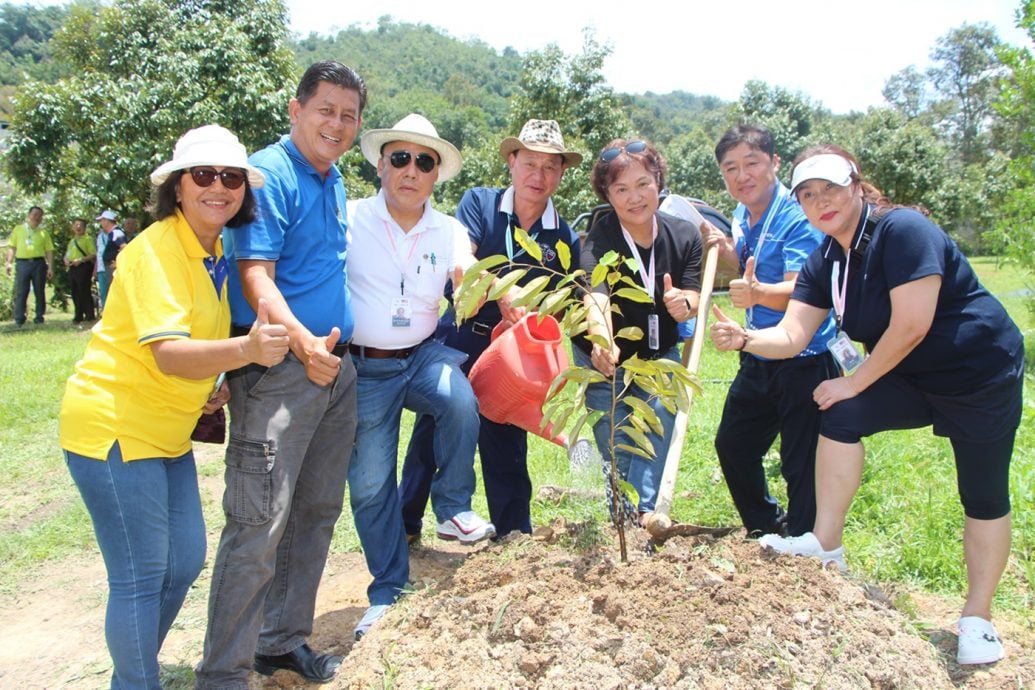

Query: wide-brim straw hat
left=150, top=124, right=265, bottom=188
left=499, top=119, right=583, bottom=167
left=360, top=113, right=463, bottom=182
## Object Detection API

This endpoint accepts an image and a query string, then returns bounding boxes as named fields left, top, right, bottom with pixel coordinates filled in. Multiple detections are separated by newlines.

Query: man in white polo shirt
left=346, top=113, right=494, bottom=639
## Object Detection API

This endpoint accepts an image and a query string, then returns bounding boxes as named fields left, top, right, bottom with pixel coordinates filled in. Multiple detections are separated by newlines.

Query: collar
left=172, top=208, right=221, bottom=259
left=736, top=181, right=786, bottom=229
left=280, top=135, right=341, bottom=182
left=372, top=188, right=439, bottom=234
left=822, top=203, right=872, bottom=261
left=499, top=186, right=559, bottom=230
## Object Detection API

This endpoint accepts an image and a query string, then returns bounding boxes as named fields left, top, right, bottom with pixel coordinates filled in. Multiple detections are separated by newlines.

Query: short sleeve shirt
left=792, top=206, right=1023, bottom=393
left=576, top=211, right=702, bottom=363
left=454, top=186, right=579, bottom=325
left=224, top=136, right=352, bottom=341
left=732, top=183, right=834, bottom=357
left=347, top=190, right=474, bottom=348
left=59, top=210, right=231, bottom=460
left=10, top=223, right=54, bottom=259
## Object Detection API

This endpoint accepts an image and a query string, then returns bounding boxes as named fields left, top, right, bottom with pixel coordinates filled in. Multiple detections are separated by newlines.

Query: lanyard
left=830, top=206, right=870, bottom=331
left=383, top=220, right=423, bottom=295
left=504, top=215, right=539, bottom=262
left=738, top=184, right=787, bottom=328
left=203, top=256, right=228, bottom=297
left=619, top=217, right=658, bottom=304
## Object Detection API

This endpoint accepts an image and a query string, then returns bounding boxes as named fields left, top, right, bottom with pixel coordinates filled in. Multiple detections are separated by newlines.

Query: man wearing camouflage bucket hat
left=399, top=118, right=583, bottom=540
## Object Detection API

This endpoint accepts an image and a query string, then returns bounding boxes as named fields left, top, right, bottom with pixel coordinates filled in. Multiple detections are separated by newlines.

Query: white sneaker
left=957, top=616, right=1005, bottom=665
left=436, top=510, right=496, bottom=543
left=354, top=604, right=391, bottom=641
left=758, top=531, right=847, bottom=572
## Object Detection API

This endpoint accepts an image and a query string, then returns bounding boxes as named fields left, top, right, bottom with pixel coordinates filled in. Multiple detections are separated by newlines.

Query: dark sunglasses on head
left=187, top=166, right=247, bottom=190
left=600, top=140, right=648, bottom=163
left=388, top=150, right=438, bottom=174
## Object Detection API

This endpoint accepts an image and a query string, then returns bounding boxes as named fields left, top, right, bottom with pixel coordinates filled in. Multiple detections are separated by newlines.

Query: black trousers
left=68, top=262, right=95, bottom=322
left=715, top=352, right=838, bottom=537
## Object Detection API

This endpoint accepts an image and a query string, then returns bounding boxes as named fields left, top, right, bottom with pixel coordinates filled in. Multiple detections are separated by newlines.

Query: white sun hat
left=150, top=124, right=265, bottom=188
left=790, top=153, right=856, bottom=194
left=360, top=113, right=463, bottom=182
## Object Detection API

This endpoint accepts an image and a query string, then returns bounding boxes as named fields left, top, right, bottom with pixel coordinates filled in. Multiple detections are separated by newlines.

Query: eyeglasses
left=186, top=167, right=246, bottom=190
left=388, top=150, right=438, bottom=174
left=599, top=140, right=648, bottom=163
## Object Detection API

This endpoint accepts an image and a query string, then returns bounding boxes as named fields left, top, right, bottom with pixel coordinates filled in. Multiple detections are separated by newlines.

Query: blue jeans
left=13, top=257, right=47, bottom=324
left=196, top=353, right=357, bottom=690
left=401, top=317, right=533, bottom=538
left=574, top=346, right=679, bottom=512
left=97, top=269, right=110, bottom=311
left=65, top=443, right=205, bottom=690
left=350, top=341, right=478, bottom=605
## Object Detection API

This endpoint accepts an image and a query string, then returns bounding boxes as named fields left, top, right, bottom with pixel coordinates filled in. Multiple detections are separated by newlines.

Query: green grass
left=2, top=258, right=1032, bottom=624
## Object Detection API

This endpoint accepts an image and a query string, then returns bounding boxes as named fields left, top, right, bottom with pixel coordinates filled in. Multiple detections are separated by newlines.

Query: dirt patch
left=1, top=456, right=1032, bottom=689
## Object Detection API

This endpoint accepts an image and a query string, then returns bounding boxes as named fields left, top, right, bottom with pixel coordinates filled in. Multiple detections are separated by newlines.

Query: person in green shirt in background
left=64, top=217, right=96, bottom=323
left=5, top=205, right=54, bottom=326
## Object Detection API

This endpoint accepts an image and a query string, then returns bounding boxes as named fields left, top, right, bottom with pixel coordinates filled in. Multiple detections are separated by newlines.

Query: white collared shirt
left=347, top=189, right=474, bottom=348
left=498, top=186, right=560, bottom=230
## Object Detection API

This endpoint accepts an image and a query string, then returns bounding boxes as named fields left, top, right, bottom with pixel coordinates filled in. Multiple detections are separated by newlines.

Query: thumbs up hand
left=709, top=303, right=748, bottom=352
left=728, top=256, right=757, bottom=309
left=661, top=273, right=694, bottom=321
left=246, top=298, right=289, bottom=366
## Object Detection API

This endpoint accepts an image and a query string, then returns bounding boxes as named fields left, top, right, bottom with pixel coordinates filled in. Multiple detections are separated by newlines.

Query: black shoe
left=254, top=643, right=341, bottom=684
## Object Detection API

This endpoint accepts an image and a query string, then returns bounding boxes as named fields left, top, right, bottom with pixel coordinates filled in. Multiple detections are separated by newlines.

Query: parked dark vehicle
left=572, top=192, right=738, bottom=289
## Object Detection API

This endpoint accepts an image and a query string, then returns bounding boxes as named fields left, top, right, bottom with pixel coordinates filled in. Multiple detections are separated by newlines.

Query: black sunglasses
left=388, top=150, right=438, bottom=174
left=599, top=140, right=648, bottom=163
left=187, top=167, right=247, bottom=190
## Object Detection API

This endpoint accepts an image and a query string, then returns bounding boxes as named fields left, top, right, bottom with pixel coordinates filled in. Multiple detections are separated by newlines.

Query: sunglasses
left=186, top=167, right=247, bottom=190
left=600, top=140, right=648, bottom=163
left=388, top=150, right=438, bottom=174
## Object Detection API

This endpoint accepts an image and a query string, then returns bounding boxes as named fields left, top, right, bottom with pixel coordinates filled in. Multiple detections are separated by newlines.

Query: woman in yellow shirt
left=59, top=125, right=289, bottom=689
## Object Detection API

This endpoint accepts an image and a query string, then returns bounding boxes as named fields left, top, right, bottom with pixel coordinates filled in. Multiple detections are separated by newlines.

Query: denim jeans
left=573, top=346, right=679, bottom=512
left=350, top=340, right=478, bottom=605
left=65, top=443, right=205, bottom=690
left=13, top=257, right=47, bottom=324
left=195, top=353, right=357, bottom=690
left=400, top=317, right=533, bottom=538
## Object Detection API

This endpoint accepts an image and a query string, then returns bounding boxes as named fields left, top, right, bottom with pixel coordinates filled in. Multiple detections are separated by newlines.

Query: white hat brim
left=360, top=129, right=462, bottom=182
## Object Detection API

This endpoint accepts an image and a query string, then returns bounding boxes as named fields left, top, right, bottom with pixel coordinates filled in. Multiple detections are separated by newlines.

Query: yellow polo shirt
left=10, top=223, right=54, bottom=259
left=59, top=210, right=231, bottom=461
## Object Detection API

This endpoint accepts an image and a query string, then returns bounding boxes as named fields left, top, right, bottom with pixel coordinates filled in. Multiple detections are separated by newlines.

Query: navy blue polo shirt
left=792, top=206, right=1023, bottom=393
left=452, top=186, right=579, bottom=325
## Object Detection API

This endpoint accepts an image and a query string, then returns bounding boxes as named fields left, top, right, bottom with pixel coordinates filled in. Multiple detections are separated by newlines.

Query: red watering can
left=468, top=313, right=568, bottom=446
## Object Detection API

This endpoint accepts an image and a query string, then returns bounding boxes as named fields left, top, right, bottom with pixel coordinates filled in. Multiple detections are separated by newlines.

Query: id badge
left=648, top=313, right=660, bottom=351
left=827, top=330, right=863, bottom=374
left=391, top=297, right=412, bottom=328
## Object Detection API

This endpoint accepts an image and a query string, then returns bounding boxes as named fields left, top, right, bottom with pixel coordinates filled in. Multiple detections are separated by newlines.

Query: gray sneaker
left=436, top=510, right=496, bottom=543
left=354, top=604, right=391, bottom=641
left=758, top=531, right=847, bottom=571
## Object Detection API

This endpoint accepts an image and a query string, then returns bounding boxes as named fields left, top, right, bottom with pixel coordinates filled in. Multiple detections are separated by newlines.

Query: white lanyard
left=383, top=220, right=423, bottom=296
left=619, top=217, right=658, bottom=304
left=740, top=185, right=787, bottom=328
left=829, top=207, right=869, bottom=331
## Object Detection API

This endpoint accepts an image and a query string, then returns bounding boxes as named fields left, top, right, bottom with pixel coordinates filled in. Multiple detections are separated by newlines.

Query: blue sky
left=286, top=0, right=1030, bottom=114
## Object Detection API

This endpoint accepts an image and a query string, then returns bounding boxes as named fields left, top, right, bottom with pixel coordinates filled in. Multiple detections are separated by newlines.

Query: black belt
left=348, top=342, right=421, bottom=359
left=16, top=257, right=45, bottom=262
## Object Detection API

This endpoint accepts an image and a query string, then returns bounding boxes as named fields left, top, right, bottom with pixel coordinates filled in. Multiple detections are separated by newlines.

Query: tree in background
left=3, top=0, right=296, bottom=224
left=989, top=0, right=1034, bottom=290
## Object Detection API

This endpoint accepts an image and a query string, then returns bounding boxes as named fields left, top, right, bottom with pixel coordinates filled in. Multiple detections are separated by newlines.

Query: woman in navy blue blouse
left=710, top=144, right=1024, bottom=666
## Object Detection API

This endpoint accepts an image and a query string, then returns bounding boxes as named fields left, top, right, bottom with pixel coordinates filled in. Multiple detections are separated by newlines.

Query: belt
left=16, top=257, right=45, bottom=262
left=469, top=320, right=496, bottom=336
left=348, top=342, right=423, bottom=359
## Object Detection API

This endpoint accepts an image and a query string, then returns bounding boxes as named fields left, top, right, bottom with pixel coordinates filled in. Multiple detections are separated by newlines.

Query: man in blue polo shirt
left=702, top=124, right=837, bottom=539
left=196, top=61, right=366, bottom=689
left=399, top=119, right=583, bottom=539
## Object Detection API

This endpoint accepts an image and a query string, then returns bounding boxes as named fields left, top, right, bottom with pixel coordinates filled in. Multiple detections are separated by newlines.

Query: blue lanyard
left=203, top=256, right=228, bottom=296
left=504, top=215, right=539, bottom=262
left=737, top=184, right=787, bottom=328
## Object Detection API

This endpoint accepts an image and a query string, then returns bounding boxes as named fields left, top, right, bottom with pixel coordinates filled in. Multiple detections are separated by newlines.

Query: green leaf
left=624, top=396, right=663, bottom=435
left=561, top=366, right=608, bottom=384
left=590, top=263, right=609, bottom=287
left=556, top=240, right=571, bottom=271
left=616, top=443, right=654, bottom=461
left=514, top=226, right=542, bottom=261
left=617, top=479, right=640, bottom=506
left=487, top=269, right=527, bottom=301
left=540, top=287, right=573, bottom=316
left=468, top=254, right=509, bottom=275
left=510, top=275, right=551, bottom=308
left=454, top=271, right=496, bottom=322
left=615, top=326, right=643, bottom=341
left=619, top=423, right=655, bottom=458
left=614, top=287, right=653, bottom=303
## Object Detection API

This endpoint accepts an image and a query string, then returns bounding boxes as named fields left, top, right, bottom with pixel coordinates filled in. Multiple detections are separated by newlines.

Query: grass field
left=1, top=258, right=1032, bottom=621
